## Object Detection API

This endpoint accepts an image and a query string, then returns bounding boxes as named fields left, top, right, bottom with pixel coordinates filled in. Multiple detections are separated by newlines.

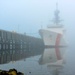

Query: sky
left=0, top=0, right=75, bottom=39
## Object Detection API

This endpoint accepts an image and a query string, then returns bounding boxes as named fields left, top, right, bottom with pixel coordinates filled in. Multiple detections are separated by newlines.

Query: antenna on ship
left=53, top=3, right=62, bottom=25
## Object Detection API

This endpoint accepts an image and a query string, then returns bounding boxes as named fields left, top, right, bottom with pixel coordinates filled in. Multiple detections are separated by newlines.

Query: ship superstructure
left=39, top=3, right=67, bottom=47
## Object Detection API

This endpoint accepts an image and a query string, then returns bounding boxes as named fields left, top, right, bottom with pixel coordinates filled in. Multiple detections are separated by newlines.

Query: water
left=0, top=55, right=49, bottom=75
left=0, top=47, right=74, bottom=75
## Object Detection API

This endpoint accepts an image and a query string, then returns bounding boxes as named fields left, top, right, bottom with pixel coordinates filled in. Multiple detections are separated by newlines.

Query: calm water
left=0, top=46, right=75, bottom=75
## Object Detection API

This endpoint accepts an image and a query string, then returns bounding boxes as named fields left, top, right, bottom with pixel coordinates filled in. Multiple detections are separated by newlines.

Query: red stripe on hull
left=55, top=34, right=62, bottom=60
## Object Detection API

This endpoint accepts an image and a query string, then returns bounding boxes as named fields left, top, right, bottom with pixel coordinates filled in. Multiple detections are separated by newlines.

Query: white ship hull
left=39, top=28, right=67, bottom=47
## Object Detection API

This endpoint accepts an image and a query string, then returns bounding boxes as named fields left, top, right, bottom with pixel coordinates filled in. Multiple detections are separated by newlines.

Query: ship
left=39, top=3, right=67, bottom=48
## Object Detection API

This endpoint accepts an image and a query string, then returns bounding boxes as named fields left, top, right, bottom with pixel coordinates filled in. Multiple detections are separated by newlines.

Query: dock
left=0, top=29, right=44, bottom=64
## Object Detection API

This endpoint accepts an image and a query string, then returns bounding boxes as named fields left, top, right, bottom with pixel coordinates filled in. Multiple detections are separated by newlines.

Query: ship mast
left=53, top=3, right=61, bottom=25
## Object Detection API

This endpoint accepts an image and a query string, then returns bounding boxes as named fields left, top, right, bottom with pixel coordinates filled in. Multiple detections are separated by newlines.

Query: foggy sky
left=0, top=0, right=75, bottom=39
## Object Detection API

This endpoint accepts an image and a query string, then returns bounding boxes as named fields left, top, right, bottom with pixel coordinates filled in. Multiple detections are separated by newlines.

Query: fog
left=0, top=0, right=75, bottom=75
left=0, top=0, right=75, bottom=38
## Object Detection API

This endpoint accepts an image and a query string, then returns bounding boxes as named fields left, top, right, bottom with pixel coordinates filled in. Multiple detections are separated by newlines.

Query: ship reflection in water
left=39, top=48, right=67, bottom=75
left=0, top=47, right=69, bottom=75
